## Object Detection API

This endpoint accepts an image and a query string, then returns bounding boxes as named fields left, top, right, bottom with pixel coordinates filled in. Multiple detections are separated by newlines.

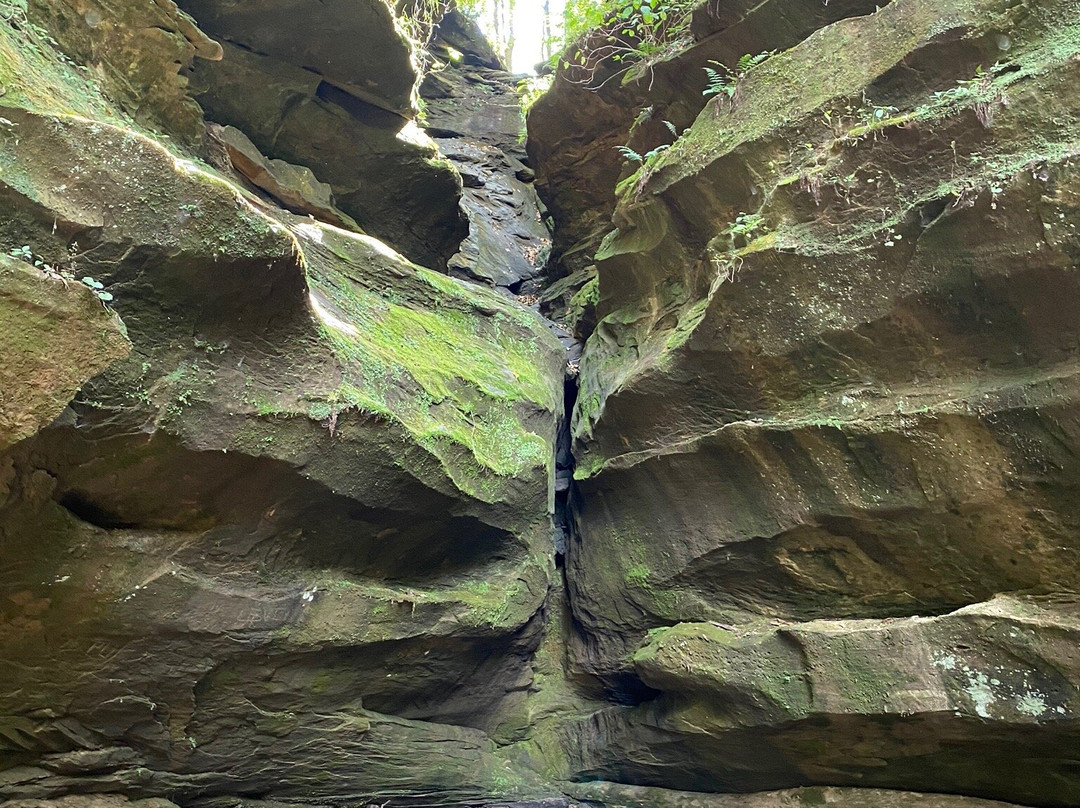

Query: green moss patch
left=298, top=226, right=562, bottom=496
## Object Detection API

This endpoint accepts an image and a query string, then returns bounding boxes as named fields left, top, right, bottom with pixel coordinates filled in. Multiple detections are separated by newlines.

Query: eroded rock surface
left=421, top=16, right=552, bottom=292
left=181, top=2, right=466, bottom=268
left=24, top=0, right=222, bottom=142
left=532, top=0, right=1080, bottom=804
left=4, top=0, right=1080, bottom=806
left=568, top=783, right=1033, bottom=808
left=207, top=124, right=359, bottom=231
left=566, top=598, right=1080, bottom=804
left=0, top=257, right=130, bottom=451
left=0, top=3, right=564, bottom=803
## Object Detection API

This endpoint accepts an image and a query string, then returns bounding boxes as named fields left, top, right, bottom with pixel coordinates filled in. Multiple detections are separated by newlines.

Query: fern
left=703, top=51, right=774, bottom=98
left=737, top=51, right=771, bottom=73
left=616, top=145, right=644, bottom=163
left=662, top=119, right=678, bottom=136
left=702, top=62, right=732, bottom=98
left=644, top=144, right=670, bottom=160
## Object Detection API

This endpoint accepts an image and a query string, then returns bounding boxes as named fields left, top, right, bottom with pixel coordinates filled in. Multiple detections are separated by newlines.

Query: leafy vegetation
left=702, top=51, right=773, bottom=106
left=7, top=244, right=115, bottom=304
left=558, top=0, right=697, bottom=88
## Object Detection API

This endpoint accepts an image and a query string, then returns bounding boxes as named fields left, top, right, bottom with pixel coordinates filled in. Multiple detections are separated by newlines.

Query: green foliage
left=517, top=74, right=553, bottom=113
left=703, top=51, right=773, bottom=101
left=516, top=73, right=553, bottom=140
left=615, top=143, right=669, bottom=164
left=8, top=244, right=116, bottom=303
left=396, top=0, right=452, bottom=46
left=720, top=212, right=766, bottom=249
left=397, top=0, right=486, bottom=57
left=80, top=276, right=114, bottom=302
left=617, top=104, right=680, bottom=165
left=558, top=0, right=697, bottom=89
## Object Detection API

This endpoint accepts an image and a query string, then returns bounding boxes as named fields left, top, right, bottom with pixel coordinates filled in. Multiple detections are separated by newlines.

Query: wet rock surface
left=420, top=18, right=551, bottom=293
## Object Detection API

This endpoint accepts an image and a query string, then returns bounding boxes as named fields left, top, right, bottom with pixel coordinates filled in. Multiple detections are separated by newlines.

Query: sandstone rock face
left=178, top=0, right=416, bottom=114
left=3, top=0, right=1080, bottom=806
left=533, top=0, right=1080, bottom=804
left=0, top=4, right=564, bottom=804
left=207, top=124, right=359, bottom=231
left=0, top=257, right=130, bottom=451
left=5, top=797, right=180, bottom=808
left=24, top=0, right=222, bottom=143
left=568, top=598, right=1080, bottom=804
left=527, top=0, right=883, bottom=265
left=420, top=19, right=552, bottom=292
left=568, top=783, right=1032, bottom=808
left=181, top=0, right=467, bottom=268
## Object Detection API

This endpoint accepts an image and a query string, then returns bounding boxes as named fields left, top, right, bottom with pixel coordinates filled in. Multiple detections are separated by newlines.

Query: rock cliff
left=2, top=0, right=1079, bottom=807
left=531, top=0, right=1080, bottom=804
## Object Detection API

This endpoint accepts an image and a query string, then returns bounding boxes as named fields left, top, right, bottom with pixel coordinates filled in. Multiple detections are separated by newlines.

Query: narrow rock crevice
left=5, top=1, right=1080, bottom=807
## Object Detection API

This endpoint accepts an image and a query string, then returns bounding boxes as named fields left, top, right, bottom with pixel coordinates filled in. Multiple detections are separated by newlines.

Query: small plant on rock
left=8, top=243, right=117, bottom=306
left=9, top=244, right=62, bottom=277
left=80, top=276, right=114, bottom=303
left=703, top=51, right=773, bottom=111
left=560, top=0, right=698, bottom=89
left=721, top=211, right=766, bottom=250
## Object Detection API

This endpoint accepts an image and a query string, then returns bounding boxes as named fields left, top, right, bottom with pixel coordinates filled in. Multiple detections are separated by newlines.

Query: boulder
left=207, top=123, right=359, bottom=231
left=563, top=598, right=1080, bottom=805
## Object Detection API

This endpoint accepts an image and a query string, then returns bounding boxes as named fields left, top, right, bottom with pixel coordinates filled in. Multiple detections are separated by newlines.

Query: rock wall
left=532, top=0, right=1080, bottom=805
left=0, top=1, right=563, bottom=803
left=2, top=0, right=1080, bottom=807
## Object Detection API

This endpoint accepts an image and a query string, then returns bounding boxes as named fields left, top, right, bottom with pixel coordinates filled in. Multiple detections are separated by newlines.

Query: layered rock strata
left=531, top=0, right=1080, bottom=803
left=2, top=0, right=1080, bottom=806
left=0, top=2, right=564, bottom=803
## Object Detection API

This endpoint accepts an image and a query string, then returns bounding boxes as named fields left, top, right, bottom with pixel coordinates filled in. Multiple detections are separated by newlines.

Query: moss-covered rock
left=0, top=8, right=565, bottom=803
left=25, top=0, right=222, bottom=142
left=0, top=255, right=129, bottom=450
left=568, top=782, right=1033, bottom=808
left=563, top=598, right=1080, bottom=805
left=558, top=0, right=1080, bottom=667
left=527, top=0, right=882, bottom=294
left=521, top=0, right=1080, bottom=802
